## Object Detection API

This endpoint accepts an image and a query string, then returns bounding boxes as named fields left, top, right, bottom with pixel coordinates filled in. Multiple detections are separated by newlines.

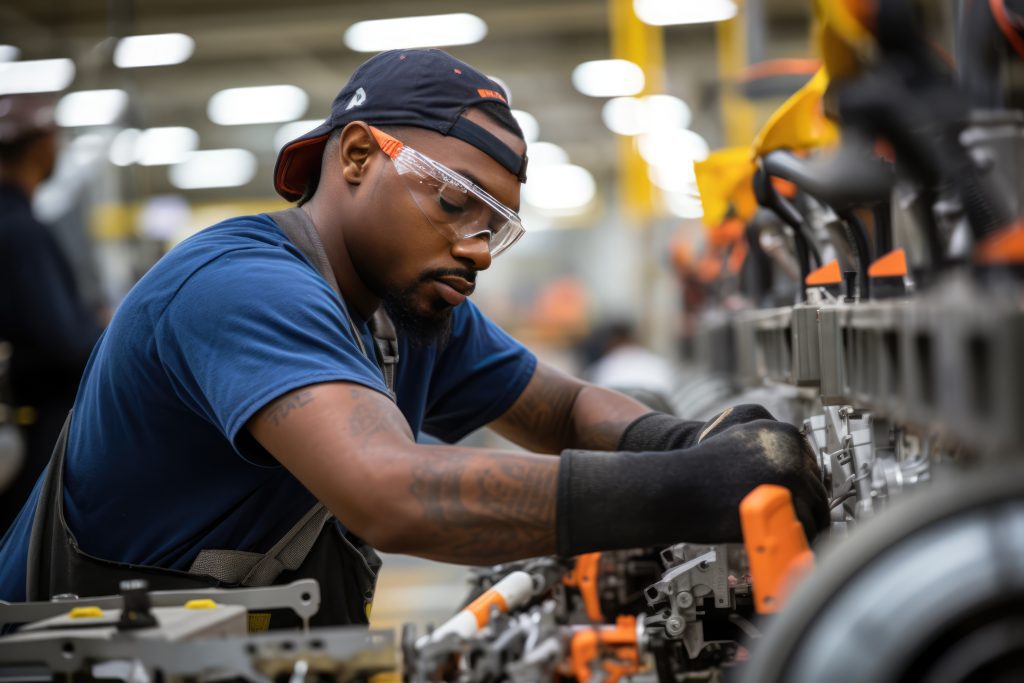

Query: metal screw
left=676, top=591, right=694, bottom=609
left=665, top=617, right=684, bottom=636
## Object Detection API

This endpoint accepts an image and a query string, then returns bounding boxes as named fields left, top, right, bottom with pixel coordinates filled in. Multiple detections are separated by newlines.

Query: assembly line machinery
left=2, top=0, right=1023, bottom=681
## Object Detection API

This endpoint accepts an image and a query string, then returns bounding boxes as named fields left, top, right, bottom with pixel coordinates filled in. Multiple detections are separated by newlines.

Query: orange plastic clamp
left=868, top=248, right=908, bottom=278
left=805, top=259, right=843, bottom=286
left=728, top=239, right=749, bottom=274
left=465, top=588, right=508, bottom=628
left=566, top=616, right=640, bottom=683
left=740, top=484, right=815, bottom=614
left=771, top=176, right=798, bottom=199
left=563, top=553, right=603, bottom=622
left=975, top=221, right=1024, bottom=265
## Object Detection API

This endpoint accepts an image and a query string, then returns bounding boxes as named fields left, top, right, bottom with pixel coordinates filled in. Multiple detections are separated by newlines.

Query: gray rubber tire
left=742, top=460, right=1024, bottom=683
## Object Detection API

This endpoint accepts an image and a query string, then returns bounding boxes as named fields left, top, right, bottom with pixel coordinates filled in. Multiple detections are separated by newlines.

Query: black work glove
left=617, top=404, right=779, bottom=452
left=557, top=411, right=829, bottom=557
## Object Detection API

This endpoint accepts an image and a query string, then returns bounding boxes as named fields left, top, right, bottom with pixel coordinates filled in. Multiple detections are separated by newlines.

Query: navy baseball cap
left=274, top=48, right=528, bottom=202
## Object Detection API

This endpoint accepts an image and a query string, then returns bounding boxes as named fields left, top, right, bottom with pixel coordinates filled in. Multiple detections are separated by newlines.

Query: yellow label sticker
left=248, top=612, right=272, bottom=632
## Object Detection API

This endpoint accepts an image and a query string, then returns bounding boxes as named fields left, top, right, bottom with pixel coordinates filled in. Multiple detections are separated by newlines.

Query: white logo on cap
left=346, top=87, right=366, bottom=110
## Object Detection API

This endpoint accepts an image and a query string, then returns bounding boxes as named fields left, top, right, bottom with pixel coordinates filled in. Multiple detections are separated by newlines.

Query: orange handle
left=563, top=553, right=603, bottom=622
left=566, top=616, right=639, bottom=683
left=740, top=484, right=815, bottom=614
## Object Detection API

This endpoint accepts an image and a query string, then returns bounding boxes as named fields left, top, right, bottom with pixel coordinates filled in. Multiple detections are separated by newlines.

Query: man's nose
left=451, top=234, right=492, bottom=271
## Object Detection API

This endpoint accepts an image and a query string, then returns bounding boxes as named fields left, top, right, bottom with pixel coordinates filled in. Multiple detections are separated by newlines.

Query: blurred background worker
left=0, top=94, right=102, bottom=529
left=580, top=320, right=675, bottom=413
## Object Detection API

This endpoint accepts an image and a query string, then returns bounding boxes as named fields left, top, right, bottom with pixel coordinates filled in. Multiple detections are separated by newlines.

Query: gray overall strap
left=268, top=207, right=398, bottom=393
left=370, top=309, right=398, bottom=391
left=25, top=412, right=72, bottom=600
left=184, top=208, right=398, bottom=587
left=189, top=504, right=334, bottom=585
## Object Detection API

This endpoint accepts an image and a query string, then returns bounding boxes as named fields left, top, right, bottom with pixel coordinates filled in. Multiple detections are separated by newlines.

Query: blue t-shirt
left=0, top=214, right=536, bottom=601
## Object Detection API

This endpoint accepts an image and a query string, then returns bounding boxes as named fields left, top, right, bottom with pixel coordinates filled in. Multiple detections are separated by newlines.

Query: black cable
left=838, top=210, right=873, bottom=300
left=753, top=165, right=820, bottom=300
left=872, top=202, right=893, bottom=258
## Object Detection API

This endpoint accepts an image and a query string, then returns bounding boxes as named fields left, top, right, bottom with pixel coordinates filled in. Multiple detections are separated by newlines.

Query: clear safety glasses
left=369, top=126, right=525, bottom=258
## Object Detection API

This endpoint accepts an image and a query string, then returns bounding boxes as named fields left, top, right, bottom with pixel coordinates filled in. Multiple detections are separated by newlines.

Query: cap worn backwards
left=273, top=48, right=528, bottom=202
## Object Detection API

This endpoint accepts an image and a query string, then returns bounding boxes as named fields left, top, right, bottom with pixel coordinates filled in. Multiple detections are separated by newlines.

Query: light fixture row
left=8, top=0, right=730, bottom=206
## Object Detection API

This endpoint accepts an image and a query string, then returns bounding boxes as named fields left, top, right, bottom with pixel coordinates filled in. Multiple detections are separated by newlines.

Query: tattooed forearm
left=405, top=449, right=558, bottom=563
left=267, top=390, right=314, bottom=426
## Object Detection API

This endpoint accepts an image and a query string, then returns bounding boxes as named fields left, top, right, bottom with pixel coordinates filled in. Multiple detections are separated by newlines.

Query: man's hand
left=557, top=411, right=830, bottom=556
left=616, top=404, right=783, bottom=452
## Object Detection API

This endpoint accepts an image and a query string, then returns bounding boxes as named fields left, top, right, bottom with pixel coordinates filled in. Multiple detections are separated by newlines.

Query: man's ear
left=338, top=122, right=375, bottom=184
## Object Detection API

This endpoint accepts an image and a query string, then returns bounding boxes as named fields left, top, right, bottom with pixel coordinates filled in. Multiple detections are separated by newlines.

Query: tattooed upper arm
left=490, top=362, right=654, bottom=453
left=264, top=389, right=315, bottom=427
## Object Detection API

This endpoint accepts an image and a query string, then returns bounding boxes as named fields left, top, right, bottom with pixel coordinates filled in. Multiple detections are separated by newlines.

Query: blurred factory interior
left=0, top=0, right=823, bottom=361
left=0, top=0, right=834, bottom=633
left=7, top=1, right=1024, bottom=679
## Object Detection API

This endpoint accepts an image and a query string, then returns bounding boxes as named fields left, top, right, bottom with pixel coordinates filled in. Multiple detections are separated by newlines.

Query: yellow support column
left=715, top=2, right=758, bottom=147
left=608, top=0, right=665, bottom=221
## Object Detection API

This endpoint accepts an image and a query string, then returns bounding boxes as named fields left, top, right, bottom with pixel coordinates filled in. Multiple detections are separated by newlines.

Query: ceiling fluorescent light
left=67, top=133, right=106, bottom=166
left=639, top=128, right=710, bottom=168
left=572, top=59, right=644, bottom=98
left=648, top=161, right=698, bottom=193
left=0, top=45, right=20, bottom=62
left=274, top=119, right=323, bottom=151
left=511, top=110, right=539, bottom=144
left=169, top=149, right=258, bottom=189
left=110, top=128, right=141, bottom=166
left=344, top=13, right=487, bottom=52
left=634, top=0, right=738, bottom=26
left=602, top=95, right=692, bottom=136
left=208, top=85, right=308, bottom=125
left=56, top=89, right=128, bottom=127
left=524, top=164, right=596, bottom=214
left=527, top=142, right=570, bottom=166
left=136, top=127, right=199, bottom=166
left=602, top=97, right=645, bottom=136
left=664, top=192, right=705, bottom=219
left=114, top=33, right=195, bottom=68
left=0, top=58, right=75, bottom=95
left=644, top=95, right=692, bottom=131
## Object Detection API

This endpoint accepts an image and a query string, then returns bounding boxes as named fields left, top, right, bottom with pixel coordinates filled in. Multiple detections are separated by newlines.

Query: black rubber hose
left=957, top=0, right=1009, bottom=108
left=838, top=210, right=872, bottom=300
left=753, top=166, right=821, bottom=300
left=872, top=202, right=893, bottom=258
left=761, top=150, right=872, bottom=298
left=916, top=187, right=949, bottom=269
left=760, top=147, right=893, bottom=212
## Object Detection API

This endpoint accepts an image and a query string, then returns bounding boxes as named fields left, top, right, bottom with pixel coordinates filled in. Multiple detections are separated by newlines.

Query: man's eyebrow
left=453, top=168, right=484, bottom=188
left=454, top=168, right=521, bottom=213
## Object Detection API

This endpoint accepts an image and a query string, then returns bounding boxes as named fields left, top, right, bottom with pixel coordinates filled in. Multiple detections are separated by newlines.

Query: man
left=0, top=50, right=827, bottom=626
left=0, top=95, right=102, bottom=530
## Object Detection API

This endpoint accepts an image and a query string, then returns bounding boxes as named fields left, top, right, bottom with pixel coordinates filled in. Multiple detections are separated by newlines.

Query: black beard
left=381, top=269, right=471, bottom=348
